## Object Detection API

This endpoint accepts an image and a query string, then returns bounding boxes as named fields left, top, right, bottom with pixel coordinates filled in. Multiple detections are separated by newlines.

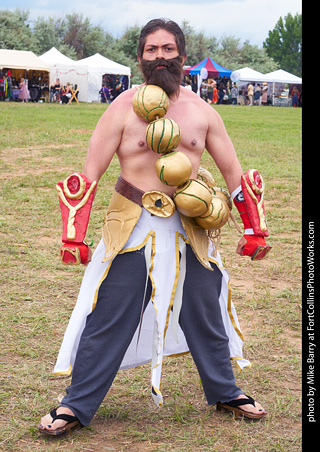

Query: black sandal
left=217, top=395, right=267, bottom=420
left=38, top=408, right=81, bottom=436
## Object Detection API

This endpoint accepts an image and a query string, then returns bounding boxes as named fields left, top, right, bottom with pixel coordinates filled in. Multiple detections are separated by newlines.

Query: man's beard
left=140, top=56, right=184, bottom=97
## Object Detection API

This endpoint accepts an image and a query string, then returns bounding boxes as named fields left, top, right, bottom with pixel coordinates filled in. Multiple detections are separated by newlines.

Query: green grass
left=0, top=102, right=301, bottom=452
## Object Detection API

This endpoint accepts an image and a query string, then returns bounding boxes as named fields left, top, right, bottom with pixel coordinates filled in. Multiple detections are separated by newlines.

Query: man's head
left=138, top=19, right=187, bottom=96
left=137, top=18, right=186, bottom=60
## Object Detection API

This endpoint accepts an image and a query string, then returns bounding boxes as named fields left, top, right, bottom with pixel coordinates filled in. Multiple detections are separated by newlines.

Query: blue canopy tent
left=184, top=57, right=232, bottom=95
left=184, top=57, right=232, bottom=78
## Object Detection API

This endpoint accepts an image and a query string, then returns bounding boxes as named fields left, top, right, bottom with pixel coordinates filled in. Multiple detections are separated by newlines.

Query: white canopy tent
left=263, top=69, right=302, bottom=84
left=0, top=49, right=50, bottom=72
left=232, top=66, right=268, bottom=83
left=0, top=49, right=50, bottom=100
left=74, top=53, right=131, bottom=102
left=263, top=69, right=302, bottom=106
left=39, top=47, right=88, bottom=102
left=232, top=66, right=302, bottom=106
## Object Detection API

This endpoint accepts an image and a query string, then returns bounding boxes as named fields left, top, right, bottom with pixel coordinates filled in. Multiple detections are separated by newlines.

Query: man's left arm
left=205, top=108, right=271, bottom=260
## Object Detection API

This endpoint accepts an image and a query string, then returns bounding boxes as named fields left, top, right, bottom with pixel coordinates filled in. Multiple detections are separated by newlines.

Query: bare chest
left=118, top=103, right=208, bottom=159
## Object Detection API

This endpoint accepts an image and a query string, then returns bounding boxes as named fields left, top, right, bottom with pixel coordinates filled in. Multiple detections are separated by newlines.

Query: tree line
left=0, top=9, right=302, bottom=83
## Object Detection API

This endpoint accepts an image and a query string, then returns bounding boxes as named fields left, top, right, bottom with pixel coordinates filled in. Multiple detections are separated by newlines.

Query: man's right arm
left=83, top=91, right=132, bottom=183
left=57, top=91, right=131, bottom=265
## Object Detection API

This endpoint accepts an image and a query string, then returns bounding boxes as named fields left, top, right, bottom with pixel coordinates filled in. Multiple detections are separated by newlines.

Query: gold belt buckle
left=142, top=191, right=176, bottom=218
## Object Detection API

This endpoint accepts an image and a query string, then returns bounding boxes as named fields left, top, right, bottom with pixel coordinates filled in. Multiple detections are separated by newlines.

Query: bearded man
left=39, top=18, right=269, bottom=435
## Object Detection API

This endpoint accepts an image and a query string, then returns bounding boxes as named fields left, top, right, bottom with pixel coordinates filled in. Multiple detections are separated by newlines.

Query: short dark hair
left=137, top=18, right=186, bottom=59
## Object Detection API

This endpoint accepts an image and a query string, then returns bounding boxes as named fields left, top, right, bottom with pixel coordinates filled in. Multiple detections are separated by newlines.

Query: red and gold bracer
left=56, top=173, right=97, bottom=265
left=232, top=169, right=271, bottom=260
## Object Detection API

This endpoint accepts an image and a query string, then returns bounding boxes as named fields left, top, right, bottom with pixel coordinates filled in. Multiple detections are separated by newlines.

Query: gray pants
left=61, top=245, right=242, bottom=426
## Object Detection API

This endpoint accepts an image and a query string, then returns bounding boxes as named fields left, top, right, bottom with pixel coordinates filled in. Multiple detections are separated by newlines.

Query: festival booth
left=263, top=69, right=302, bottom=106
left=39, top=47, right=88, bottom=102
left=184, top=57, right=232, bottom=96
left=229, top=67, right=269, bottom=105
left=0, top=49, right=50, bottom=101
left=231, top=67, right=267, bottom=83
left=74, top=53, right=131, bottom=102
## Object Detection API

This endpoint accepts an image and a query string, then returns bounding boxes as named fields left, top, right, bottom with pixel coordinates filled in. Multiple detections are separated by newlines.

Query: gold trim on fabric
left=60, top=246, right=81, bottom=265
left=92, top=260, right=113, bottom=311
left=53, top=364, right=73, bottom=377
left=163, top=232, right=182, bottom=342
left=179, top=213, right=211, bottom=270
left=208, top=257, right=245, bottom=342
left=208, top=256, right=224, bottom=270
left=152, top=385, right=163, bottom=407
left=92, top=231, right=156, bottom=311
left=165, top=351, right=190, bottom=359
left=227, top=282, right=244, bottom=341
left=63, top=173, right=86, bottom=200
left=148, top=233, right=157, bottom=311
left=231, top=357, right=252, bottom=371
left=120, top=230, right=155, bottom=254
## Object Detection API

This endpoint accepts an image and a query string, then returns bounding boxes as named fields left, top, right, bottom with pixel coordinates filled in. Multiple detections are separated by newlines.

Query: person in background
left=113, top=77, right=123, bottom=99
left=50, top=78, right=61, bottom=102
left=100, top=84, right=111, bottom=102
left=0, top=72, right=5, bottom=101
left=60, top=82, right=72, bottom=104
left=291, top=86, right=299, bottom=107
left=247, top=82, right=254, bottom=106
left=18, top=78, right=29, bottom=102
left=218, top=83, right=225, bottom=104
left=254, top=84, right=261, bottom=105
left=5, top=71, right=13, bottom=101
left=212, top=81, right=218, bottom=104
left=206, top=78, right=214, bottom=104
left=261, top=83, right=268, bottom=106
left=184, top=79, right=192, bottom=91
left=231, top=84, right=238, bottom=105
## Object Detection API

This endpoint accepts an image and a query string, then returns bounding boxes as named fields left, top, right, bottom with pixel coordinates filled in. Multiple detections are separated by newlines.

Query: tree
left=117, top=26, right=141, bottom=61
left=239, top=41, right=278, bottom=73
left=180, top=21, right=277, bottom=73
left=181, top=20, right=217, bottom=66
left=0, top=9, right=38, bottom=52
left=210, top=35, right=278, bottom=73
left=263, top=13, right=302, bottom=76
left=32, top=16, right=77, bottom=58
left=63, top=13, right=106, bottom=59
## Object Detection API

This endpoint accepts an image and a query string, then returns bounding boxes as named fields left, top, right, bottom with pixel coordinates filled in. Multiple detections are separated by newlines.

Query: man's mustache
left=140, top=55, right=184, bottom=97
left=154, top=59, right=169, bottom=68
left=142, top=56, right=183, bottom=71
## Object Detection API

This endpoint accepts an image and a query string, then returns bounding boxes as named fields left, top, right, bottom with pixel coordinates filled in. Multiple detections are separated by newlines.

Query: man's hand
left=236, top=235, right=271, bottom=261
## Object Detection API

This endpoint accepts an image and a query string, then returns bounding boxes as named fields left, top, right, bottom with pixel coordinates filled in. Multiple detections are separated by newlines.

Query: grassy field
left=0, top=101, right=302, bottom=452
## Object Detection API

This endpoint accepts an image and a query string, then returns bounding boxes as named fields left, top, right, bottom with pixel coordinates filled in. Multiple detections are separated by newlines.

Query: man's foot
left=38, top=407, right=80, bottom=436
left=217, top=394, right=267, bottom=420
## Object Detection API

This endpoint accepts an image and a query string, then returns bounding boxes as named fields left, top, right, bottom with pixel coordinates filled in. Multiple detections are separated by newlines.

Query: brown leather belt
left=115, top=176, right=144, bottom=206
left=114, top=176, right=176, bottom=218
